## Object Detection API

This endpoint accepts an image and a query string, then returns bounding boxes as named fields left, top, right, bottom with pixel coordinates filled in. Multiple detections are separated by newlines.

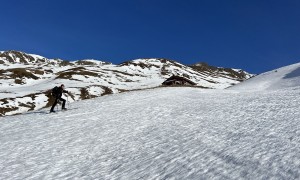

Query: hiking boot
left=50, top=110, right=56, bottom=113
left=62, top=108, right=67, bottom=110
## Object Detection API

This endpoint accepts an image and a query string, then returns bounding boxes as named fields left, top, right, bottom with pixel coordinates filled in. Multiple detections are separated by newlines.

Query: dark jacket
left=54, top=87, right=68, bottom=98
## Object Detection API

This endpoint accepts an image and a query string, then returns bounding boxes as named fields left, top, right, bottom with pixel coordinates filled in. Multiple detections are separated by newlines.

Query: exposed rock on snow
left=1, top=51, right=300, bottom=179
left=0, top=51, right=253, bottom=116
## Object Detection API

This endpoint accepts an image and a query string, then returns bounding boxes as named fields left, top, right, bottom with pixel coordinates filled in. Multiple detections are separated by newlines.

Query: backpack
left=51, top=86, right=60, bottom=97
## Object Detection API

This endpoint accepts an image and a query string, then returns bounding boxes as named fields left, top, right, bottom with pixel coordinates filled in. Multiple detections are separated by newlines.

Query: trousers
left=50, top=97, right=66, bottom=111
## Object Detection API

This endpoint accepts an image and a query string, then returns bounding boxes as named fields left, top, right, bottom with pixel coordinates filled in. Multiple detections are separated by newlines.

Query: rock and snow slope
left=0, top=50, right=253, bottom=116
left=1, top=61, right=300, bottom=180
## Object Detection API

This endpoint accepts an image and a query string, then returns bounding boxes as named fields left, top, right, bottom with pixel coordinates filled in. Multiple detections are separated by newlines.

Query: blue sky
left=1, top=0, right=300, bottom=73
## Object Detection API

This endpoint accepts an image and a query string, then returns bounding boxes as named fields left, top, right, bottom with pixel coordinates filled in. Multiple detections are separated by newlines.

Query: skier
left=50, top=84, right=69, bottom=113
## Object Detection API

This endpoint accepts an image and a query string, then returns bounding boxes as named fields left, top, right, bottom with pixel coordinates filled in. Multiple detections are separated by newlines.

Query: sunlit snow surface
left=1, top=87, right=300, bottom=179
left=230, top=62, right=300, bottom=91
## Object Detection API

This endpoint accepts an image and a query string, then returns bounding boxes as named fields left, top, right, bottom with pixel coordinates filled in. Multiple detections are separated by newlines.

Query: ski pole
left=67, top=96, right=70, bottom=109
left=56, top=99, right=58, bottom=111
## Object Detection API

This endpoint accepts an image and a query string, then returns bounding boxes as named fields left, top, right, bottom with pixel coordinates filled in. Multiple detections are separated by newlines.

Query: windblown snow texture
left=1, top=86, right=300, bottom=179
left=1, top=53, right=300, bottom=179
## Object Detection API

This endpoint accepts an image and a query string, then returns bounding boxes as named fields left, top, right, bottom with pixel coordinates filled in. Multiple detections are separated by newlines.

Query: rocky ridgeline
left=0, top=50, right=254, bottom=116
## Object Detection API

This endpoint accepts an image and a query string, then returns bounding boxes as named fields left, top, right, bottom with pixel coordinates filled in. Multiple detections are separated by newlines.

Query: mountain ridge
left=0, top=50, right=254, bottom=116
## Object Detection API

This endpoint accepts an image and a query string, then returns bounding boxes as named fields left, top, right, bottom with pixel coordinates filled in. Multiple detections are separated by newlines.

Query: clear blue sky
left=1, top=0, right=300, bottom=73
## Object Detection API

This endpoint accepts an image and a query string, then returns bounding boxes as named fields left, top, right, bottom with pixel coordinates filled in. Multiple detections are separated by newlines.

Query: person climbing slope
left=50, top=84, right=69, bottom=113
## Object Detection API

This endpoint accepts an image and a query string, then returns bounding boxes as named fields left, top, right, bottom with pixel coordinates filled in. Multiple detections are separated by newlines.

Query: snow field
left=0, top=87, right=300, bottom=179
left=230, top=62, right=300, bottom=91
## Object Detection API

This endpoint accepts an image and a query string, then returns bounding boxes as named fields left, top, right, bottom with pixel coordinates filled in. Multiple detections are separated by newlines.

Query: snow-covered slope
left=230, top=62, right=300, bottom=91
left=0, top=50, right=253, bottom=116
left=1, top=87, right=300, bottom=179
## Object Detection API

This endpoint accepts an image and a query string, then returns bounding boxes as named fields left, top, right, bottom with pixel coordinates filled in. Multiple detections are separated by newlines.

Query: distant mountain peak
left=0, top=50, right=48, bottom=64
